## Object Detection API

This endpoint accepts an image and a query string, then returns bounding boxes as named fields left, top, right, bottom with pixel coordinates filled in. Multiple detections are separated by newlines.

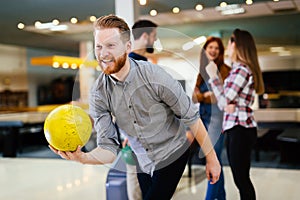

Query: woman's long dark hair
left=232, top=29, right=265, bottom=94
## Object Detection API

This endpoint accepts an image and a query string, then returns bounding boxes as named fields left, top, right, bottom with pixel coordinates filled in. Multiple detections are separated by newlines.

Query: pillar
left=115, top=0, right=139, bottom=28
left=78, top=41, right=95, bottom=105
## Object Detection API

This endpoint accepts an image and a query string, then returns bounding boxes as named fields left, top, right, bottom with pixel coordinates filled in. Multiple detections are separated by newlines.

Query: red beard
left=101, top=53, right=127, bottom=75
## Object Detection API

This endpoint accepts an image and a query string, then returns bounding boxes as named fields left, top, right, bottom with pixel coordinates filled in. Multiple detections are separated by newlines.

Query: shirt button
left=129, top=105, right=132, bottom=108
left=146, top=148, right=149, bottom=151
left=134, top=121, right=136, bottom=123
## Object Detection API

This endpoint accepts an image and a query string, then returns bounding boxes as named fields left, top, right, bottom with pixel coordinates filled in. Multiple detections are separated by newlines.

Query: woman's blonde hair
left=232, top=29, right=265, bottom=95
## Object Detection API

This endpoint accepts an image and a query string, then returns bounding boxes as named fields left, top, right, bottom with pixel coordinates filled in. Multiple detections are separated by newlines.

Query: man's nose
left=100, top=47, right=109, bottom=58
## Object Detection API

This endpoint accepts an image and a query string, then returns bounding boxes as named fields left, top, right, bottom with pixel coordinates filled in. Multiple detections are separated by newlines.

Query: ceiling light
left=219, top=2, right=228, bottom=7
left=52, top=19, right=60, bottom=25
left=71, top=63, right=78, bottom=69
left=70, top=17, right=78, bottom=24
left=31, top=55, right=98, bottom=69
left=278, top=51, right=291, bottom=56
left=35, top=22, right=54, bottom=30
left=34, top=21, right=42, bottom=28
left=215, top=4, right=245, bottom=15
left=50, top=25, right=68, bottom=31
left=62, top=62, right=69, bottom=69
left=246, top=0, right=253, bottom=5
left=182, top=41, right=195, bottom=51
left=150, top=9, right=157, bottom=16
left=139, top=0, right=147, bottom=6
left=269, top=46, right=291, bottom=56
left=270, top=46, right=284, bottom=52
left=53, top=62, right=60, bottom=68
left=172, top=7, right=180, bottom=14
left=17, top=23, right=25, bottom=29
left=89, top=16, right=97, bottom=22
left=193, top=36, right=206, bottom=45
left=195, top=4, right=204, bottom=11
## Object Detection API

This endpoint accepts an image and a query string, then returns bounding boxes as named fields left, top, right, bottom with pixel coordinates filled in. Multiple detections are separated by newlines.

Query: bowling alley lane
left=0, top=158, right=109, bottom=200
left=1, top=157, right=300, bottom=200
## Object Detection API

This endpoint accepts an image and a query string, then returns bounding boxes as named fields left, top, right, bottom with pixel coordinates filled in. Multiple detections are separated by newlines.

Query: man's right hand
left=205, top=151, right=221, bottom=184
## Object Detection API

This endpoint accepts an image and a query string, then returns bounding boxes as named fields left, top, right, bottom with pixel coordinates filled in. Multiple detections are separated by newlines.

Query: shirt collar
left=107, top=57, right=137, bottom=85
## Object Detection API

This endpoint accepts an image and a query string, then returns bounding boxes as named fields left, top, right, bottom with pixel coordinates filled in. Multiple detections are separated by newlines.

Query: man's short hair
left=94, top=14, right=131, bottom=43
left=132, top=20, right=157, bottom=40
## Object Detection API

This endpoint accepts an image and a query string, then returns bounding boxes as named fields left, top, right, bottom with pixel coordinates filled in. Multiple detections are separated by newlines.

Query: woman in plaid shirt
left=206, top=29, right=265, bottom=200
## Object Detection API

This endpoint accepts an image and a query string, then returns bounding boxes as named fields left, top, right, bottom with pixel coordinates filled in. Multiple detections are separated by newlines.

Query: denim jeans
left=200, top=103, right=226, bottom=200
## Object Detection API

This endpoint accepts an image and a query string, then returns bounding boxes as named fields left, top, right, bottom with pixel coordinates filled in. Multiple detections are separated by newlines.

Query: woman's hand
left=224, top=104, right=236, bottom=113
left=205, top=61, right=218, bottom=79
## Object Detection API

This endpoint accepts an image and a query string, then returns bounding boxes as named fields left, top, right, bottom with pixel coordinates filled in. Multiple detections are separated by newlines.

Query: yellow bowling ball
left=44, top=104, right=92, bottom=151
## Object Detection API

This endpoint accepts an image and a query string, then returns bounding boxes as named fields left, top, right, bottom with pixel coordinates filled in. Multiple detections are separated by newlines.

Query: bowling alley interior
left=1, top=0, right=300, bottom=200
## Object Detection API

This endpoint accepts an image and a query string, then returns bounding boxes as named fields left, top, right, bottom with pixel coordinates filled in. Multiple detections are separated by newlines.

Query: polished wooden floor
left=1, top=155, right=300, bottom=200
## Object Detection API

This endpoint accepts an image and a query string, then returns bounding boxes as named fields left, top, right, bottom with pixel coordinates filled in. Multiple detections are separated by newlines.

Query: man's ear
left=141, top=32, right=149, bottom=41
left=126, top=41, right=132, bottom=52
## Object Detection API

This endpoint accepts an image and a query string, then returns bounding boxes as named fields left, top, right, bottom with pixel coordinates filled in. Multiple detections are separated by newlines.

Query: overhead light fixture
left=17, top=22, right=25, bottom=29
left=32, top=21, right=68, bottom=31
left=172, top=7, right=180, bottom=14
left=52, top=19, right=60, bottom=25
left=89, top=16, right=97, bottom=22
left=270, top=46, right=285, bottom=52
left=182, top=36, right=207, bottom=51
left=270, top=46, right=291, bottom=56
left=34, top=21, right=42, bottom=28
left=219, top=2, right=228, bottom=7
left=139, top=0, right=147, bottom=6
left=193, top=36, right=206, bottom=45
left=182, top=42, right=195, bottom=51
left=195, top=4, right=204, bottom=11
left=150, top=9, right=157, bottom=16
left=30, top=56, right=98, bottom=69
left=70, top=17, right=78, bottom=24
left=246, top=0, right=253, bottom=5
left=215, top=4, right=245, bottom=15
left=50, top=25, right=68, bottom=31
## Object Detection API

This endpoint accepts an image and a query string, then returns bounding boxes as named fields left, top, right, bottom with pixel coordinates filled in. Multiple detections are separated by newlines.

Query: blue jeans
left=205, top=133, right=226, bottom=200
left=200, top=103, right=226, bottom=200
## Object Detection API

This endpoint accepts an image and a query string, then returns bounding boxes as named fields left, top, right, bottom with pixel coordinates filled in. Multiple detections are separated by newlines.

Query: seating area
left=277, top=128, right=300, bottom=163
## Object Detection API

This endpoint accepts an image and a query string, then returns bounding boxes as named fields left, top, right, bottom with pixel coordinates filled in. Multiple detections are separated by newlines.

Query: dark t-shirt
left=129, top=52, right=148, bottom=61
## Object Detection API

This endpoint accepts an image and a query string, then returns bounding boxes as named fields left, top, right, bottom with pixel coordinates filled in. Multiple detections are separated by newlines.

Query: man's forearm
left=80, top=147, right=116, bottom=165
left=189, top=118, right=217, bottom=160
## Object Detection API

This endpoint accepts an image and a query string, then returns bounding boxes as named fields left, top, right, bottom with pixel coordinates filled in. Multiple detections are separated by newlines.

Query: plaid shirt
left=208, top=62, right=257, bottom=132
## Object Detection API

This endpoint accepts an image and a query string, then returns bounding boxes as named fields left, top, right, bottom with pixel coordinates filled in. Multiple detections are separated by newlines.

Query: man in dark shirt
left=129, top=19, right=157, bottom=62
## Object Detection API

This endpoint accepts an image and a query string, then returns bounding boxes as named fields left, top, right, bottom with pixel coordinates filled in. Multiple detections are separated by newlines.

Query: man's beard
left=146, top=47, right=154, bottom=54
left=100, top=52, right=127, bottom=75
